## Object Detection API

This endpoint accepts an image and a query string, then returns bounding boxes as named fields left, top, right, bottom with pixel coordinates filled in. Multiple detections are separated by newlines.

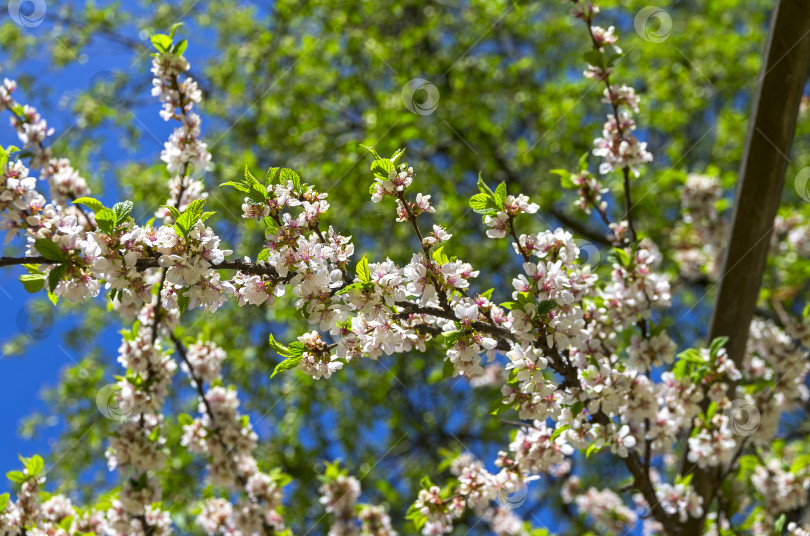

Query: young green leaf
left=19, top=273, right=46, bottom=293
left=6, top=470, right=26, bottom=484
left=355, top=256, right=371, bottom=284
left=48, top=265, right=67, bottom=293
left=151, top=34, right=172, bottom=53
left=95, top=208, right=117, bottom=234
left=370, top=158, right=395, bottom=178
left=112, top=201, right=134, bottom=225
left=25, top=455, right=44, bottom=476
left=33, top=239, right=65, bottom=263
left=172, top=38, right=188, bottom=56
left=493, top=182, right=507, bottom=210
left=271, top=355, right=303, bottom=378
left=268, top=334, right=294, bottom=358
left=469, top=193, right=496, bottom=214
left=72, top=197, right=105, bottom=212
left=477, top=174, right=494, bottom=196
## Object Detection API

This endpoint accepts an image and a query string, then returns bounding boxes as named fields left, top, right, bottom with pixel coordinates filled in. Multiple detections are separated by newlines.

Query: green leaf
left=536, top=299, right=557, bottom=316
left=356, top=256, right=371, bottom=284
left=672, top=358, right=688, bottom=379
left=34, top=239, right=65, bottom=262
left=266, top=167, right=281, bottom=183
left=72, top=197, right=105, bottom=212
left=19, top=273, right=45, bottom=293
left=551, top=425, right=569, bottom=441
left=172, top=38, right=188, bottom=56
left=268, top=334, right=294, bottom=358
left=709, top=336, right=728, bottom=358
left=583, top=49, right=605, bottom=68
left=585, top=443, right=601, bottom=458
left=25, top=455, right=44, bottom=476
left=360, top=144, right=381, bottom=159
left=477, top=173, right=494, bottom=196
left=0, top=493, right=9, bottom=512
left=280, top=168, right=302, bottom=193
left=578, top=152, right=589, bottom=171
left=151, top=34, right=172, bottom=53
left=177, top=294, right=189, bottom=314
left=95, top=208, right=116, bottom=234
left=59, top=516, right=73, bottom=531
left=493, top=182, right=507, bottom=210
left=219, top=181, right=250, bottom=193
left=6, top=470, right=26, bottom=484
left=48, top=265, right=66, bottom=293
left=551, top=169, right=577, bottom=189
left=371, top=158, right=395, bottom=178
left=271, top=355, right=304, bottom=378
left=169, top=22, right=184, bottom=40
left=175, top=199, right=207, bottom=237
left=178, top=413, right=194, bottom=426
left=432, top=246, right=448, bottom=265
left=773, top=515, right=786, bottom=536
left=112, top=201, right=134, bottom=225
left=609, top=247, right=631, bottom=267
left=389, top=147, right=406, bottom=166
left=335, top=282, right=360, bottom=295
left=469, top=193, right=496, bottom=214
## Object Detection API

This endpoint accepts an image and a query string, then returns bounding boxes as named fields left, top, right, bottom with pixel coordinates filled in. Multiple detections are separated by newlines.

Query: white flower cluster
left=484, top=194, right=539, bottom=239
left=0, top=472, right=116, bottom=536
left=1, top=79, right=91, bottom=212
left=579, top=18, right=652, bottom=177
left=573, top=487, right=638, bottom=533
left=151, top=51, right=210, bottom=219
left=318, top=470, right=398, bottom=536
left=411, top=453, right=528, bottom=535
left=674, top=173, right=727, bottom=280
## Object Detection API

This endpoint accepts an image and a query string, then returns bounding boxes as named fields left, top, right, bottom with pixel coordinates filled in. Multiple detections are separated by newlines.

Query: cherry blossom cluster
left=0, top=457, right=111, bottom=536
left=571, top=486, right=638, bottom=533
left=150, top=35, right=210, bottom=220
left=316, top=463, right=398, bottom=536
left=0, top=75, right=91, bottom=210
left=181, top=341, right=289, bottom=535
left=409, top=452, right=527, bottom=536
left=570, top=4, right=652, bottom=177
left=673, top=173, right=727, bottom=280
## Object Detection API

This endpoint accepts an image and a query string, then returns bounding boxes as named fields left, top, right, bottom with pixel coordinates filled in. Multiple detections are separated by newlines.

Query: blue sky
left=0, top=5, right=172, bottom=487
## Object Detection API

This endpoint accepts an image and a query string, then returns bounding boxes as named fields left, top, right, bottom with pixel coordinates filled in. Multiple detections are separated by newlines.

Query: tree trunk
left=679, top=0, right=810, bottom=533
